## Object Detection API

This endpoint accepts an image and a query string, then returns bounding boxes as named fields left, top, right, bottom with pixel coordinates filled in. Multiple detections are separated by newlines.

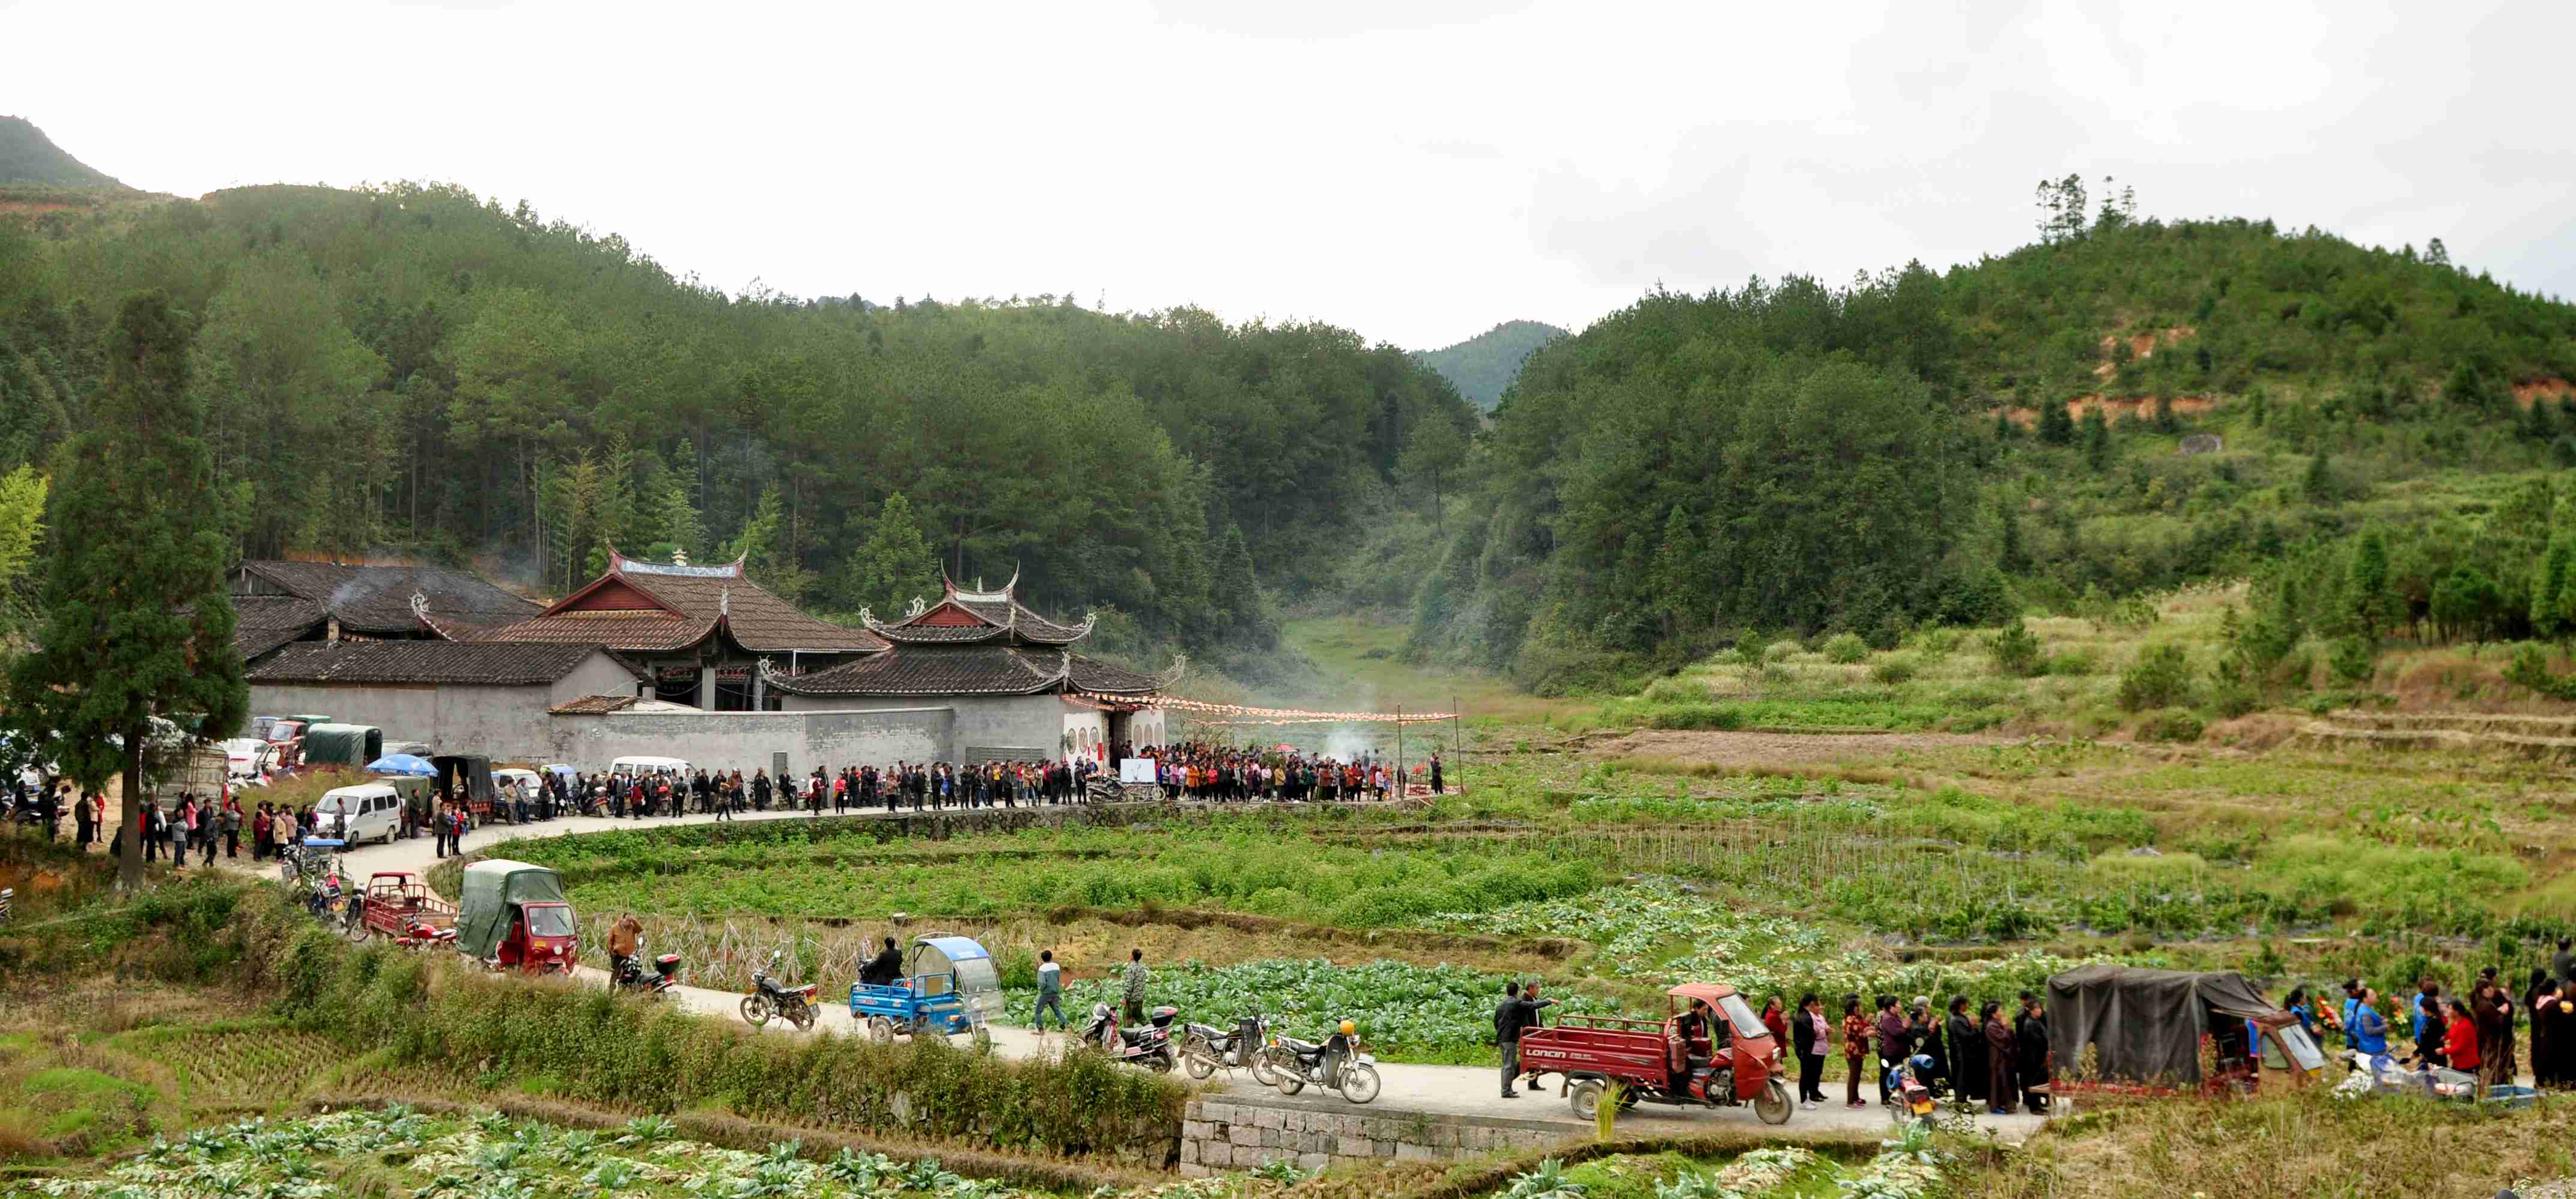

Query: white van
left=610, top=756, right=691, bottom=778
left=493, top=768, right=542, bottom=801
left=314, top=782, right=404, bottom=845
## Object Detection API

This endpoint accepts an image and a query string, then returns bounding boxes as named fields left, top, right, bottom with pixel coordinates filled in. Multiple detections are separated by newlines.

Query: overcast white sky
left=10, top=0, right=2572, bottom=348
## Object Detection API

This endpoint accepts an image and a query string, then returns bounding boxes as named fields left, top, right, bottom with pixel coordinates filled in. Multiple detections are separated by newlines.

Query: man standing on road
left=1122, top=948, right=1150, bottom=1024
left=1495, top=979, right=1555, bottom=1097
left=1033, top=949, right=1066, bottom=1033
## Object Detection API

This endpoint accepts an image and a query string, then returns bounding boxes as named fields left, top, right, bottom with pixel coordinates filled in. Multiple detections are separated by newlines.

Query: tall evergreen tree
left=1997, top=496, right=2029, bottom=574
left=5, top=293, right=248, bottom=891
left=1214, top=522, right=1261, bottom=640
left=840, top=493, right=940, bottom=618
left=2080, top=404, right=2112, bottom=471
left=2347, top=529, right=2393, bottom=637
left=2037, top=399, right=2076, bottom=446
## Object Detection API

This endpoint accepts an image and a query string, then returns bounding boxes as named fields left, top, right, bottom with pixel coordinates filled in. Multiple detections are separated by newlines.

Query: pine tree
left=2303, top=451, right=2338, bottom=503
left=1993, top=409, right=2017, bottom=442
left=2347, top=529, right=2392, bottom=637
left=840, top=493, right=940, bottom=618
left=1651, top=505, right=1700, bottom=639
left=1214, top=522, right=1260, bottom=639
left=2081, top=404, right=2112, bottom=471
left=2534, top=540, right=2576, bottom=639
left=5, top=292, right=249, bottom=891
left=1997, top=496, right=2029, bottom=574
left=2037, top=399, right=2075, bottom=446
left=731, top=485, right=813, bottom=605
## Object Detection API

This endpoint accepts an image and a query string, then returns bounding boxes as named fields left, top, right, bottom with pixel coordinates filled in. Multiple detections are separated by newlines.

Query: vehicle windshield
left=266, top=725, right=299, bottom=742
left=1715, top=994, right=1763, bottom=1034
left=955, top=957, right=1000, bottom=995
left=524, top=905, right=576, bottom=938
left=316, top=794, right=358, bottom=813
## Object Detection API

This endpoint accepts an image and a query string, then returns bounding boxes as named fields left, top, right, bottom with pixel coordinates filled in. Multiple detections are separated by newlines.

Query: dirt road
left=223, top=800, right=2051, bottom=1146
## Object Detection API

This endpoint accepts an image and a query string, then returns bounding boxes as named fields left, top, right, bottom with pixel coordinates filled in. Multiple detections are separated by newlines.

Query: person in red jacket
left=2442, top=995, right=2482, bottom=1079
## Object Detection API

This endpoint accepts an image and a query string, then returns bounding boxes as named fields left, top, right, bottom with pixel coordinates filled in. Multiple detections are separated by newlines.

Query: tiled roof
left=237, top=560, right=542, bottom=633
left=232, top=595, right=327, bottom=660
left=245, top=641, right=646, bottom=687
left=767, top=645, right=1159, bottom=697
left=466, top=550, right=886, bottom=654
left=863, top=569, right=1094, bottom=646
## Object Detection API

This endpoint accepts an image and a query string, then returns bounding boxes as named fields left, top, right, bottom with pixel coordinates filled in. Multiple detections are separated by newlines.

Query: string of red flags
left=1065, top=692, right=1457, bottom=723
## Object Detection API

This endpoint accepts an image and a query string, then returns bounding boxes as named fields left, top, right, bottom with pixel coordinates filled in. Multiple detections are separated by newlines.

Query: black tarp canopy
left=431, top=754, right=497, bottom=810
left=2047, top=965, right=2279, bottom=1084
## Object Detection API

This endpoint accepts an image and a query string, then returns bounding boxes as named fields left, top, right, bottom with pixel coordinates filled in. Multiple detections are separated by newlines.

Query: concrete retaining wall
left=1179, top=1095, right=1569, bottom=1177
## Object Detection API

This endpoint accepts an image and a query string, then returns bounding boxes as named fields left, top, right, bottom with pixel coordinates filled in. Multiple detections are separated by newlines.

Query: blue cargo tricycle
left=849, top=934, right=1001, bottom=1048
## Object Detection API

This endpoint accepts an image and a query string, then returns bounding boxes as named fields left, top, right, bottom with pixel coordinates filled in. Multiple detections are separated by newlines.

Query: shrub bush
left=1821, top=633, right=1868, bottom=664
left=2209, top=681, right=2261, bottom=720
left=2133, top=708, right=2205, bottom=743
left=1763, top=639, right=1804, bottom=664
left=1647, top=703, right=1744, bottom=731
left=2330, top=636, right=2378, bottom=685
left=2044, top=649, right=2098, bottom=677
left=1870, top=655, right=1919, bottom=684
left=1987, top=618, right=2043, bottom=676
left=2117, top=644, right=2196, bottom=711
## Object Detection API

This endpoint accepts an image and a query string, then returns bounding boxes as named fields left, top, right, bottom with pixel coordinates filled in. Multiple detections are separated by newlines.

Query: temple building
left=761, top=571, right=1173, bottom=762
left=422, top=548, right=886, bottom=710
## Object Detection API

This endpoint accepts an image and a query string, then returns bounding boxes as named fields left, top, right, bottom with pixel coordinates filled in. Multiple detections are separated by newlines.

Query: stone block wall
left=1179, top=1096, right=1570, bottom=1177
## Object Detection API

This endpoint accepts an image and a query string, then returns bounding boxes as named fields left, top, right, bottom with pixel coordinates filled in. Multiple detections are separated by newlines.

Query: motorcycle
left=393, top=919, right=458, bottom=952
left=1082, top=1003, right=1177, bottom=1072
left=610, top=937, right=684, bottom=1000
left=740, top=950, right=818, bottom=1030
left=1884, top=1053, right=1938, bottom=1127
left=1261, top=1021, right=1382, bottom=1104
left=305, top=861, right=350, bottom=926
left=1183, top=1013, right=1278, bottom=1084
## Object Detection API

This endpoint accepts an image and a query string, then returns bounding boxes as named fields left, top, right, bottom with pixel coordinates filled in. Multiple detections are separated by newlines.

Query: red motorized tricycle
left=457, top=858, right=578, bottom=975
left=1515, top=982, right=1793, bottom=1125
left=344, top=870, right=460, bottom=950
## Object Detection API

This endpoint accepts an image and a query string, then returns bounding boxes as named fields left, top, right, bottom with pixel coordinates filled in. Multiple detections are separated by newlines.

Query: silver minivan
left=314, top=782, right=404, bottom=845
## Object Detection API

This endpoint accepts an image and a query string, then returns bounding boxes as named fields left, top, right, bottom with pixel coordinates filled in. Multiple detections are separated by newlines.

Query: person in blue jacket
left=2351, top=987, right=2392, bottom=1072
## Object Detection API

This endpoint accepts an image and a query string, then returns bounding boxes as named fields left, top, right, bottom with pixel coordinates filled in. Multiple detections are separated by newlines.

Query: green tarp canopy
left=456, top=859, right=568, bottom=960
left=2047, top=965, right=2278, bottom=1084
left=304, top=723, right=383, bottom=768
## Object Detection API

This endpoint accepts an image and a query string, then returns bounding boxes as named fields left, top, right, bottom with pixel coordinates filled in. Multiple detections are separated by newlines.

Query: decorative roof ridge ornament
left=904, top=595, right=928, bottom=619
left=718, top=587, right=731, bottom=621
left=409, top=590, right=431, bottom=623
left=1153, top=652, right=1189, bottom=688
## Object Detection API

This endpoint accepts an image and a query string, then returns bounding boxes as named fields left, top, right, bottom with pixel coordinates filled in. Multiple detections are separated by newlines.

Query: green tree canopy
left=5, top=292, right=248, bottom=889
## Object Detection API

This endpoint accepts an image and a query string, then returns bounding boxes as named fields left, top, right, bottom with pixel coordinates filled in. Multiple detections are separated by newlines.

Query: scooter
left=1082, top=1003, right=1177, bottom=1072
left=610, top=937, right=684, bottom=1000
left=1262, top=1020, right=1381, bottom=1103
left=741, top=950, right=819, bottom=1031
left=1183, top=1013, right=1277, bottom=1083
left=1884, top=1054, right=1937, bottom=1128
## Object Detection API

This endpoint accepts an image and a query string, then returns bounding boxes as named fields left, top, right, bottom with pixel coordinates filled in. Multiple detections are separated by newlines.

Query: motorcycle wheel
left=789, top=1003, right=816, bottom=1032
left=1568, top=1079, right=1604, bottom=1121
left=1182, top=1036, right=1217, bottom=1080
left=1339, top=1063, right=1381, bottom=1105
left=1268, top=1052, right=1306, bottom=1095
left=1249, top=1049, right=1281, bottom=1088
left=279, top=858, right=300, bottom=884
left=1755, top=1078, right=1793, bottom=1126
left=1149, top=1048, right=1174, bottom=1074
left=341, top=912, right=369, bottom=944
left=867, top=1016, right=896, bottom=1043
left=971, top=1025, right=993, bottom=1054
left=740, top=995, right=773, bottom=1027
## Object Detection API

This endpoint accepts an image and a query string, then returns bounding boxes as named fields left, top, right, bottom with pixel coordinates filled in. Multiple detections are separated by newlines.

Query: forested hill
left=1411, top=209, right=2576, bottom=693
left=0, top=180, right=1477, bottom=667
left=0, top=118, right=126, bottom=189
left=1412, top=319, right=1564, bottom=410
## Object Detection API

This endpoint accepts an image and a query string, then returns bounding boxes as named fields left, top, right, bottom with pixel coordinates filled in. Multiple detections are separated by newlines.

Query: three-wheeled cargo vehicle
left=345, top=870, right=460, bottom=949
left=303, top=723, right=384, bottom=770
left=456, top=859, right=577, bottom=974
left=432, top=754, right=502, bottom=825
left=849, top=935, right=1001, bottom=1046
left=1515, top=982, right=1793, bottom=1125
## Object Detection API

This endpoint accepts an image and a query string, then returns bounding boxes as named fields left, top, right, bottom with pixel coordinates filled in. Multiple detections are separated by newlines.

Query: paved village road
left=216, top=799, right=2053, bottom=1146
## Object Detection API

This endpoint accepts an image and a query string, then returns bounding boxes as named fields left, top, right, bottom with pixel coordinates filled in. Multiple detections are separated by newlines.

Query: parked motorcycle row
left=1101, top=1006, right=1381, bottom=1104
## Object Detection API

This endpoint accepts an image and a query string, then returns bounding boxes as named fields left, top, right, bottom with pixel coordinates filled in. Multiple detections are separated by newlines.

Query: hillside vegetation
left=1411, top=318, right=1564, bottom=410
left=1409, top=189, right=2576, bottom=694
left=0, top=178, right=1475, bottom=675
left=0, top=117, right=127, bottom=190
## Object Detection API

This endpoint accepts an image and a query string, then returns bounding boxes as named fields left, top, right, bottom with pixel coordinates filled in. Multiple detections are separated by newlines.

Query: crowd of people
left=1136, top=741, right=1442, bottom=803
left=2312, top=946, right=2576, bottom=1091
